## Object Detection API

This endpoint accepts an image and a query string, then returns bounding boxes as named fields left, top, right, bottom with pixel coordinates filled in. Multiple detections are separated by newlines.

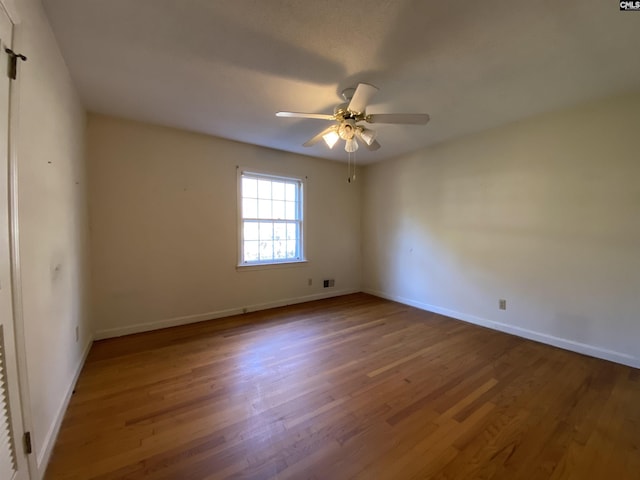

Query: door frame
left=1, top=0, right=36, bottom=477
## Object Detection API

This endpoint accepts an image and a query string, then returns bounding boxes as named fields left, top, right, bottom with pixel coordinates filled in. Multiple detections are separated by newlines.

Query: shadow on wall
left=362, top=97, right=640, bottom=360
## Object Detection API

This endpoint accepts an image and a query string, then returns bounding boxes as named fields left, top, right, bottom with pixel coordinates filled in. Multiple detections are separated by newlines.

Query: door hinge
left=5, top=48, right=27, bottom=80
left=24, top=431, right=32, bottom=455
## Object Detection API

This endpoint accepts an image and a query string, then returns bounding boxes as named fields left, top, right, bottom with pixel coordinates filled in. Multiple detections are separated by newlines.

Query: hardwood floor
left=45, top=293, right=639, bottom=479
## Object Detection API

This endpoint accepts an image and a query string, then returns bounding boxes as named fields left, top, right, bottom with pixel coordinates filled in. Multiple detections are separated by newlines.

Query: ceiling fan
left=276, top=83, right=430, bottom=153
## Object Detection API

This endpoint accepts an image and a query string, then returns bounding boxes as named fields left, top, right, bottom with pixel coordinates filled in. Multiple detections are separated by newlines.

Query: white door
left=0, top=3, right=30, bottom=480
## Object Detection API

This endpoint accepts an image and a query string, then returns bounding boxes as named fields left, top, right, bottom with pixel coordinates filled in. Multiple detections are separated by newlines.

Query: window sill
left=236, top=260, right=308, bottom=272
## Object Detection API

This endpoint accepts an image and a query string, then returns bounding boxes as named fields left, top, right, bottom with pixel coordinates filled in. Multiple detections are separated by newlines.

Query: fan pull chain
left=352, top=150, right=357, bottom=182
left=347, top=150, right=357, bottom=183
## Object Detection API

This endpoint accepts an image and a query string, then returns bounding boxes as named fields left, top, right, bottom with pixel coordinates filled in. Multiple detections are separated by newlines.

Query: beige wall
left=13, top=0, right=90, bottom=474
left=362, top=92, right=640, bottom=368
left=87, top=114, right=361, bottom=338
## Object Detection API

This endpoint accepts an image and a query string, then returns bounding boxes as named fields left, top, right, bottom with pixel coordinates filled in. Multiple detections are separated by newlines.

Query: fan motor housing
left=334, top=103, right=365, bottom=122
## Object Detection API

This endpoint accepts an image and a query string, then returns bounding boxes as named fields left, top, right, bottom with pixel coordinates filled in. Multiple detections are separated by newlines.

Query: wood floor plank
left=45, top=293, right=640, bottom=479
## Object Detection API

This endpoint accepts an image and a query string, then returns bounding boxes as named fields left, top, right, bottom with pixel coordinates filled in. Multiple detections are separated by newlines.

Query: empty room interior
left=0, top=0, right=639, bottom=479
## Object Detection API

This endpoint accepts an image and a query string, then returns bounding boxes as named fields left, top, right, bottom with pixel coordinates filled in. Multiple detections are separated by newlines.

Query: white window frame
left=237, top=167, right=306, bottom=267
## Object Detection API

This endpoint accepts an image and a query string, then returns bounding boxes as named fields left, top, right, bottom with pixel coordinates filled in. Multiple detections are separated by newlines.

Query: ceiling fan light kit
left=323, top=130, right=339, bottom=149
left=358, top=127, right=377, bottom=146
left=345, top=138, right=359, bottom=153
left=276, top=82, right=430, bottom=154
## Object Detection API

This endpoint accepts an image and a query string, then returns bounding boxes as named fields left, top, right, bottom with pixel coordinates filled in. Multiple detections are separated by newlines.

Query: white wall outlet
left=308, top=278, right=312, bottom=286
left=499, top=299, right=507, bottom=310
left=75, top=325, right=79, bottom=342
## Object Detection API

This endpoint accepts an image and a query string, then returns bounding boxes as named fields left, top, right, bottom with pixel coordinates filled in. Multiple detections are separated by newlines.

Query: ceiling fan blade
left=347, top=83, right=379, bottom=114
left=366, top=113, right=430, bottom=125
left=276, top=111, right=335, bottom=120
left=303, top=125, right=337, bottom=147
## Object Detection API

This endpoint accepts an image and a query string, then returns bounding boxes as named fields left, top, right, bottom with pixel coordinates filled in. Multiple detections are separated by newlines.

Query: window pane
left=244, top=222, right=259, bottom=241
left=244, top=241, right=259, bottom=262
left=257, top=180, right=271, bottom=199
left=285, top=201, right=297, bottom=220
left=272, top=181, right=285, bottom=200
left=259, top=222, right=273, bottom=241
left=242, top=178, right=257, bottom=198
left=274, top=240, right=286, bottom=259
left=274, top=222, right=287, bottom=241
left=243, top=198, right=257, bottom=219
left=286, top=240, right=297, bottom=258
left=272, top=200, right=285, bottom=219
left=287, top=223, right=298, bottom=240
left=285, top=183, right=296, bottom=201
left=258, top=199, right=272, bottom=219
left=259, top=240, right=273, bottom=260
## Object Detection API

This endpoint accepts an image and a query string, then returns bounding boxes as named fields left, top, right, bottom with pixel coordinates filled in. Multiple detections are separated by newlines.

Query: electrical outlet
left=308, top=278, right=312, bottom=286
left=75, top=326, right=79, bottom=342
left=499, top=299, right=507, bottom=310
left=323, top=279, right=335, bottom=288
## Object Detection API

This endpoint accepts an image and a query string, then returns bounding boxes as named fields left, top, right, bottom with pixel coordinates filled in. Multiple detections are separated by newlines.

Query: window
left=238, top=169, right=305, bottom=266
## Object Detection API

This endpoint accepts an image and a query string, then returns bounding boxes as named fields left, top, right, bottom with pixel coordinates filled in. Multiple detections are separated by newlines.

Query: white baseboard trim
left=36, top=334, right=94, bottom=474
left=95, top=289, right=360, bottom=340
left=364, top=289, right=640, bottom=370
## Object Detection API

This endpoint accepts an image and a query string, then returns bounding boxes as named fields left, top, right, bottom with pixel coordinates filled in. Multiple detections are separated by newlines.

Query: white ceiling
left=42, top=0, right=640, bottom=164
